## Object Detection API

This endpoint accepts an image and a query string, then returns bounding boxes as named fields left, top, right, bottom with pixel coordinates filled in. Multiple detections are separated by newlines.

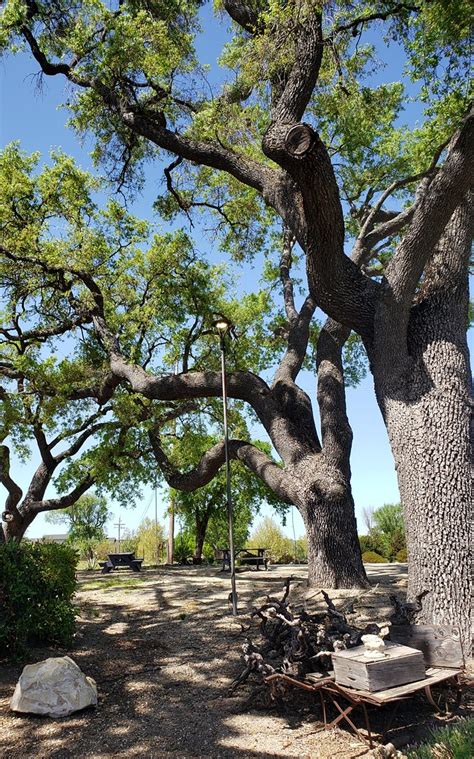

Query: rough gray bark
left=370, top=200, right=473, bottom=653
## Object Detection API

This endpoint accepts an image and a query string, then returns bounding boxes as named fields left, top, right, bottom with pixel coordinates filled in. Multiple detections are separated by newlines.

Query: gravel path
left=1, top=563, right=469, bottom=758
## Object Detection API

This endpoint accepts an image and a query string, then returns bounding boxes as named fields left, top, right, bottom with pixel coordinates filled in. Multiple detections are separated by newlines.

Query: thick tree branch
left=120, top=109, right=274, bottom=195
left=32, top=424, right=56, bottom=470
left=149, top=429, right=294, bottom=504
left=91, top=311, right=271, bottom=412
left=0, top=445, right=23, bottom=519
left=279, top=227, right=298, bottom=323
left=316, top=320, right=352, bottom=478
left=381, top=106, right=474, bottom=354
left=222, top=0, right=261, bottom=33
left=21, top=24, right=91, bottom=87
left=414, top=193, right=473, bottom=304
left=264, top=125, right=380, bottom=339
left=29, top=474, right=96, bottom=515
left=272, top=293, right=316, bottom=385
left=270, top=6, right=323, bottom=123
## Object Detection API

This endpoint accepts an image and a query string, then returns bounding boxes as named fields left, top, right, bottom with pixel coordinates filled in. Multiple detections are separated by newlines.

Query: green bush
left=174, top=530, right=195, bottom=564
left=359, top=532, right=389, bottom=559
left=0, top=541, right=78, bottom=659
left=362, top=550, right=386, bottom=563
left=407, top=718, right=474, bottom=758
left=396, top=548, right=408, bottom=562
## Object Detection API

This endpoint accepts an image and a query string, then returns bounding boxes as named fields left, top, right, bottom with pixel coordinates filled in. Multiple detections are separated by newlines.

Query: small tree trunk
left=193, top=511, right=210, bottom=564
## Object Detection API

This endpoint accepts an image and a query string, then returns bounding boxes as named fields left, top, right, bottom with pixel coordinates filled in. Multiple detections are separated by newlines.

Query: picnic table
left=218, top=547, right=268, bottom=571
left=99, top=552, right=143, bottom=574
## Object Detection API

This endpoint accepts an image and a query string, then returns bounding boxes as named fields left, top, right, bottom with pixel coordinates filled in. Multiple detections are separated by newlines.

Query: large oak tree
left=0, top=1, right=471, bottom=649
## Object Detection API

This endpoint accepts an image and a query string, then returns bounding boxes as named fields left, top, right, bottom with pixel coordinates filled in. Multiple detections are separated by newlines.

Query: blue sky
left=0, top=4, right=470, bottom=542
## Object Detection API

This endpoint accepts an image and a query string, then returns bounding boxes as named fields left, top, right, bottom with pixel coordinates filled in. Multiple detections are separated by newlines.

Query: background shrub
left=362, top=550, right=386, bottom=563
left=396, top=548, right=408, bottom=562
left=0, top=541, right=78, bottom=659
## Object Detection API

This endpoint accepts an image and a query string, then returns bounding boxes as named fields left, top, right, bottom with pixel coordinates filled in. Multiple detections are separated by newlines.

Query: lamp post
left=213, top=316, right=238, bottom=616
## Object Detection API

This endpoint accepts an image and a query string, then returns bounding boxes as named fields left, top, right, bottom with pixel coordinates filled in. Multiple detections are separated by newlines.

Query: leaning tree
left=0, top=1, right=471, bottom=648
left=0, top=145, right=368, bottom=586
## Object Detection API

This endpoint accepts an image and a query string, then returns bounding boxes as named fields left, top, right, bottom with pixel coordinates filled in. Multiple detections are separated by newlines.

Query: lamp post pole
left=214, top=318, right=238, bottom=616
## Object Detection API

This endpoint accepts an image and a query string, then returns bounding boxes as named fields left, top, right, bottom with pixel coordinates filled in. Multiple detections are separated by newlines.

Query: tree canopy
left=0, top=0, right=472, bottom=647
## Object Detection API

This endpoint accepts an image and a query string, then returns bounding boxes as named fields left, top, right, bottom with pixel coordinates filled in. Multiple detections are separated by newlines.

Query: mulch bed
left=0, top=565, right=471, bottom=758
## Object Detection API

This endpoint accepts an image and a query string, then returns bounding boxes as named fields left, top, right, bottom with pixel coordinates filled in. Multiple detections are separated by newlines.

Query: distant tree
left=134, top=517, right=165, bottom=565
left=172, top=431, right=285, bottom=562
left=362, top=506, right=375, bottom=534
left=248, top=516, right=295, bottom=564
left=45, top=493, right=110, bottom=567
left=360, top=503, right=406, bottom=562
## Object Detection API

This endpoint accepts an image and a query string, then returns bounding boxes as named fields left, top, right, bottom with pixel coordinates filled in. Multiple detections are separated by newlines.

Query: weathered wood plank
left=336, top=667, right=462, bottom=705
left=390, top=625, right=464, bottom=668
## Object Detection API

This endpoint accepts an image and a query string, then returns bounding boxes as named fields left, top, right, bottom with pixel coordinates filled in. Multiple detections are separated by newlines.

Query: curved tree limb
left=149, top=428, right=294, bottom=504
left=331, top=3, right=419, bottom=38
left=273, top=229, right=317, bottom=384
left=269, top=6, right=323, bottom=123
left=0, top=445, right=23, bottom=520
left=29, top=474, right=96, bottom=515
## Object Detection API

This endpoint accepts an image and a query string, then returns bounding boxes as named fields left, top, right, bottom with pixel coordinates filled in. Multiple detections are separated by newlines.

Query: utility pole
left=167, top=490, right=175, bottom=565
left=291, top=506, right=298, bottom=564
left=114, top=516, right=123, bottom=553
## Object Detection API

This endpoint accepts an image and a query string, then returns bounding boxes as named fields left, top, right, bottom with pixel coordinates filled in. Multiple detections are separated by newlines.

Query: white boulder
left=10, top=656, right=97, bottom=718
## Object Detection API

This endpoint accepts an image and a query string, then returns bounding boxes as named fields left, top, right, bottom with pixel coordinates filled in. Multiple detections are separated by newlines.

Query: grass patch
left=80, top=577, right=145, bottom=591
left=407, top=719, right=474, bottom=758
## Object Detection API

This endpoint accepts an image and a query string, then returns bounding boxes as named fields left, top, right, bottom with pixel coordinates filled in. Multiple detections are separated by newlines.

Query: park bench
left=265, top=624, right=465, bottom=749
left=99, top=552, right=143, bottom=574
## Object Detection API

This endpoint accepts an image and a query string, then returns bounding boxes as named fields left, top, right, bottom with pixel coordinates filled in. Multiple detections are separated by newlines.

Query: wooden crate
left=332, top=642, right=425, bottom=692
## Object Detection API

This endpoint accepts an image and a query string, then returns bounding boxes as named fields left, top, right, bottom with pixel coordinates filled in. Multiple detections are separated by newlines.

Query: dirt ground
left=0, top=564, right=472, bottom=758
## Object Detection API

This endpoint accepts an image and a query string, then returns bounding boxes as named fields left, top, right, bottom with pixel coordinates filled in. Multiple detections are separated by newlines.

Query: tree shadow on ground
left=1, top=564, right=468, bottom=759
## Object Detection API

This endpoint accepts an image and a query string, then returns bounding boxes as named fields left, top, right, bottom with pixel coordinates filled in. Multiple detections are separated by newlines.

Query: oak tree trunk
left=293, top=456, right=369, bottom=589
left=373, top=279, right=472, bottom=655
